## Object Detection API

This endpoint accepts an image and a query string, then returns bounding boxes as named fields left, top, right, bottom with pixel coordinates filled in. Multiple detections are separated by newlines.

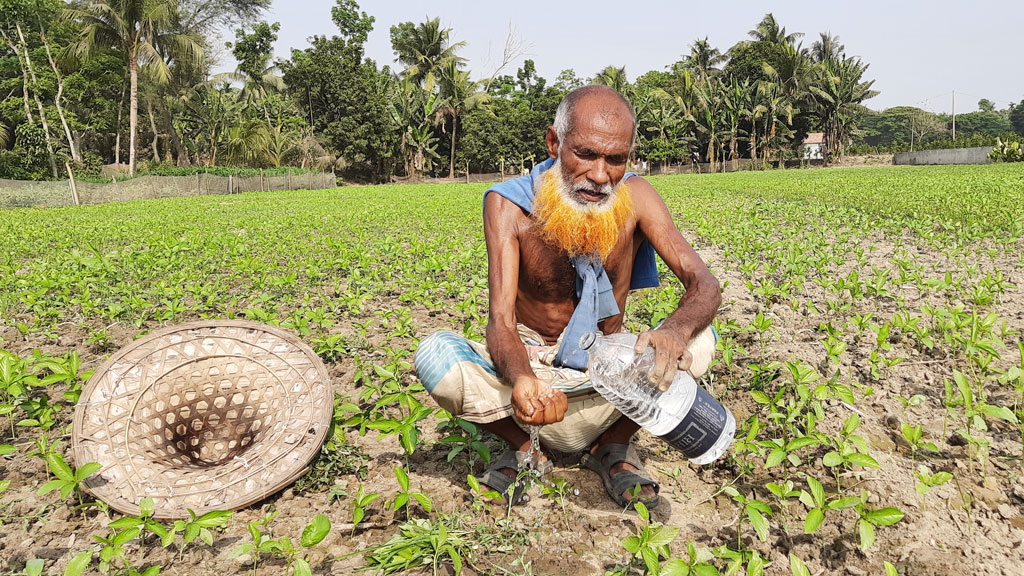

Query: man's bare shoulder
left=627, top=176, right=673, bottom=220
left=483, top=191, right=529, bottom=234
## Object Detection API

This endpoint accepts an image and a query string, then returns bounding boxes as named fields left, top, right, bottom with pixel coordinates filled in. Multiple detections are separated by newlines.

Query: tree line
left=2, top=0, right=1023, bottom=182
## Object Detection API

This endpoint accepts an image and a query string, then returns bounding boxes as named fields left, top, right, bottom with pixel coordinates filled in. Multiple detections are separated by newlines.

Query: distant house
left=801, top=132, right=825, bottom=160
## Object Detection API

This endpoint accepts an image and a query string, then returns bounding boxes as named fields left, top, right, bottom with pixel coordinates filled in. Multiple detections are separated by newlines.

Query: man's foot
left=582, top=440, right=660, bottom=508
left=478, top=447, right=551, bottom=504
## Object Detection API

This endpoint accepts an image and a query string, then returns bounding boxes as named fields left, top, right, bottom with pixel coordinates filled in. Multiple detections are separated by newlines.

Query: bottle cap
left=578, top=332, right=597, bottom=350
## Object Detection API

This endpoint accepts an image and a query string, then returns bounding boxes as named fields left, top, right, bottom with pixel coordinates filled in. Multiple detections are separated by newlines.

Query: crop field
left=1, top=164, right=1023, bottom=576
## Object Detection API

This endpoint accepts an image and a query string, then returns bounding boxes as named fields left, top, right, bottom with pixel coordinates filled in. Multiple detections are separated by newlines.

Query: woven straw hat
left=72, top=320, right=333, bottom=520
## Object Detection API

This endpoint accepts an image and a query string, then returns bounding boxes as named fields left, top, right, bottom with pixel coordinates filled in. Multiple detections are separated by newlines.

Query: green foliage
left=989, top=138, right=1024, bottom=162
left=36, top=453, right=100, bottom=506
left=230, top=512, right=331, bottom=576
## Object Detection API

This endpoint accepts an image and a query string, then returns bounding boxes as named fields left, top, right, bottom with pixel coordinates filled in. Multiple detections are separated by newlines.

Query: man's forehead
left=567, top=96, right=634, bottom=144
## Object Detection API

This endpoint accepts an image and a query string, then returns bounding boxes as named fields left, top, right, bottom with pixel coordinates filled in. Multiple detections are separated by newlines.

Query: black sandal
left=478, top=449, right=552, bottom=504
left=581, top=442, right=661, bottom=509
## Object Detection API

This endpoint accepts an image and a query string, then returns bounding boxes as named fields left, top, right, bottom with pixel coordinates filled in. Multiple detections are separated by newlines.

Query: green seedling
left=107, top=497, right=175, bottom=548
left=900, top=422, right=938, bottom=460
left=798, top=474, right=861, bottom=534
left=438, top=414, right=491, bottom=470
left=853, top=495, right=904, bottom=552
left=914, top=466, right=953, bottom=510
left=352, top=484, right=381, bottom=533
left=539, top=476, right=576, bottom=529
left=171, top=509, right=233, bottom=560
left=391, top=466, right=433, bottom=521
left=722, top=486, right=772, bottom=544
left=466, top=474, right=501, bottom=513
left=620, top=501, right=679, bottom=575
left=37, top=453, right=100, bottom=507
left=231, top=513, right=331, bottom=576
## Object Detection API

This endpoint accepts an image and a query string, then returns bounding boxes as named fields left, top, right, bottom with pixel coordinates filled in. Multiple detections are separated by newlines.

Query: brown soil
left=1, top=233, right=1023, bottom=576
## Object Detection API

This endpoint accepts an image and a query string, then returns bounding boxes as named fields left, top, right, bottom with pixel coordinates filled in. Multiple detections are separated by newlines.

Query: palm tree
left=593, top=65, right=630, bottom=96
left=749, top=13, right=803, bottom=46
left=390, top=17, right=465, bottom=90
left=811, top=32, right=845, bottom=64
left=64, top=0, right=203, bottom=176
left=437, top=59, right=487, bottom=178
left=682, top=38, right=726, bottom=81
left=808, top=57, right=878, bottom=162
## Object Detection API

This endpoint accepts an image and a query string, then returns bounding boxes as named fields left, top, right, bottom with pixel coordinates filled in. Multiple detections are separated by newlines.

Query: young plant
left=853, top=494, right=904, bottom=552
left=390, top=466, right=433, bottom=521
left=539, top=477, right=577, bottom=529
left=352, top=483, right=381, bottom=533
left=107, top=497, right=176, bottom=548
left=914, top=466, right=953, bottom=510
left=171, top=509, right=233, bottom=560
left=798, top=474, right=861, bottom=534
left=620, top=501, right=679, bottom=575
left=230, top=512, right=331, bottom=576
left=900, top=422, right=938, bottom=461
left=722, top=486, right=772, bottom=545
left=37, top=453, right=101, bottom=507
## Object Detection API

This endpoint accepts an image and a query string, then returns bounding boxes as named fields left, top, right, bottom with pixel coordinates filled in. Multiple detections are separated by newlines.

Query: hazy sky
left=221, top=0, right=1024, bottom=114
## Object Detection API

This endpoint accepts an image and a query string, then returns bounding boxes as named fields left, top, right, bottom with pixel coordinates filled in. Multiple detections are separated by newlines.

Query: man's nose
left=588, top=159, right=611, bottom=186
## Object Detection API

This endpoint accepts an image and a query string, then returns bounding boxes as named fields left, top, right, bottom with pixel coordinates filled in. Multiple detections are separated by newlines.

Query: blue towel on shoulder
left=484, top=159, right=660, bottom=370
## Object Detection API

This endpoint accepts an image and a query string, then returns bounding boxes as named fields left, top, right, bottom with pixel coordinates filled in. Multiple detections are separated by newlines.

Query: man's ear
left=545, top=126, right=559, bottom=159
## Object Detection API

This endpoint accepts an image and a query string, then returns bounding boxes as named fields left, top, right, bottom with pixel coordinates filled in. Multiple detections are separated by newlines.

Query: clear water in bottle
left=581, top=331, right=736, bottom=464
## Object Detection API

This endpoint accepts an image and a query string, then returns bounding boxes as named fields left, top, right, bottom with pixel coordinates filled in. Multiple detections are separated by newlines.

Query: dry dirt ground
left=4, top=231, right=1019, bottom=573
left=1, top=197, right=1023, bottom=576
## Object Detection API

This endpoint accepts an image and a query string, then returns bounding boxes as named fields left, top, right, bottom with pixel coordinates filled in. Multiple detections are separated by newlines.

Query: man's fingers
left=649, top=341, right=675, bottom=391
left=677, top=349, right=693, bottom=372
left=634, top=331, right=652, bottom=355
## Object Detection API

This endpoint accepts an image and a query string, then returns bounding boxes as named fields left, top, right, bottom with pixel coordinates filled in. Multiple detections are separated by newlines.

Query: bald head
left=553, top=85, right=636, bottom=145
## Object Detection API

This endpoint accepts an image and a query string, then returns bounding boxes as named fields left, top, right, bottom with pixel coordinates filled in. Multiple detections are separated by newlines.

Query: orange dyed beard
left=532, top=165, right=633, bottom=261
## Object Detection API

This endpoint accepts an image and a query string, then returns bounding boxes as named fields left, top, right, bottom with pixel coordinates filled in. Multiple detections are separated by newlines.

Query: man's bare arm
left=483, top=193, right=568, bottom=424
left=483, top=193, right=533, bottom=385
left=631, top=177, right=722, bottom=389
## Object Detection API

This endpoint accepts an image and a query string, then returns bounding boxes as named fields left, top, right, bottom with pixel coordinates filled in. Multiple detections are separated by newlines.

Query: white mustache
left=572, top=181, right=613, bottom=196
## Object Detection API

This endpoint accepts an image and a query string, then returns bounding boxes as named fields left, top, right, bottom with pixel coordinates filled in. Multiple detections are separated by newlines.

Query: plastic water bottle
left=580, top=331, right=736, bottom=465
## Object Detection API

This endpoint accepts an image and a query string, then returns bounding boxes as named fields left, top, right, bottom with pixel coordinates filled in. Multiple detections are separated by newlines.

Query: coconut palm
left=63, top=0, right=203, bottom=175
left=749, top=13, right=803, bottom=46
left=811, top=32, right=845, bottom=64
left=437, top=59, right=487, bottom=178
left=682, top=37, right=726, bottom=81
left=593, top=65, right=630, bottom=96
left=390, top=17, right=465, bottom=90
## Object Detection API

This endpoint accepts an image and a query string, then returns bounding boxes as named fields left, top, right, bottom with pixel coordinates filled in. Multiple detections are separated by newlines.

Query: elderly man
left=415, top=85, right=721, bottom=507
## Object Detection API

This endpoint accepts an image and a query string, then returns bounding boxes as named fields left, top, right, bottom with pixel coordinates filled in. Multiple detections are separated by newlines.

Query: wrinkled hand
left=511, top=376, right=568, bottom=425
left=635, top=328, right=692, bottom=392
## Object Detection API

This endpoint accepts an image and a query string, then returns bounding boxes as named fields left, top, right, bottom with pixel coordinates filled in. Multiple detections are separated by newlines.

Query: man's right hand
left=511, top=376, right=568, bottom=425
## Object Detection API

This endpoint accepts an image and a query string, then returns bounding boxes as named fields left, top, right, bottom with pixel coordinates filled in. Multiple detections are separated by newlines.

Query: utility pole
left=952, top=90, right=956, bottom=141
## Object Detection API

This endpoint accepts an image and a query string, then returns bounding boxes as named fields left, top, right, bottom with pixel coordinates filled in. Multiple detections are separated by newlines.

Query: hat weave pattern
left=72, top=321, right=332, bottom=520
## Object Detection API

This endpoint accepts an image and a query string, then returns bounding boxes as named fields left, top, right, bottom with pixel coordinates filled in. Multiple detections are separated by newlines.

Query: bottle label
left=659, top=385, right=729, bottom=459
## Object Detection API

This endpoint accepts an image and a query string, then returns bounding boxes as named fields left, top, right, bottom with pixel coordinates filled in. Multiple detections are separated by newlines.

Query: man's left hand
left=634, top=328, right=692, bottom=392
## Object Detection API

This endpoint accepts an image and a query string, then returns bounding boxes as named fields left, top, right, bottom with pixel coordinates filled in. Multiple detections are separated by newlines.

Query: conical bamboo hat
left=72, top=320, right=332, bottom=520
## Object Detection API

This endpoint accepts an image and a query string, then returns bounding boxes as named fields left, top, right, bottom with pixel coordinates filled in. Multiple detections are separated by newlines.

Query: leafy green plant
left=539, top=477, right=577, bottom=529
left=853, top=496, right=904, bottom=551
left=352, top=484, right=381, bottom=533
left=620, top=501, right=679, bottom=575
left=37, top=453, right=100, bottom=507
left=914, top=466, right=953, bottom=510
left=390, top=466, right=433, bottom=521
left=171, top=509, right=233, bottom=560
left=230, top=512, right=331, bottom=576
